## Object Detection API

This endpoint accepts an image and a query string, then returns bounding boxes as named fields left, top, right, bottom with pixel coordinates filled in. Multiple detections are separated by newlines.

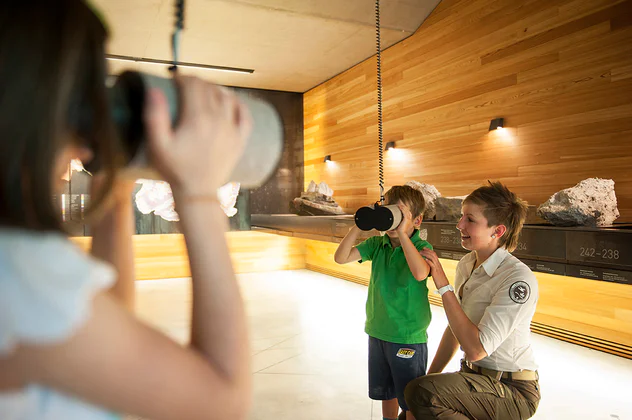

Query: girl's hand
left=420, top=248, right=450, bottom=289
left=144, top=76, right=252, bottom=199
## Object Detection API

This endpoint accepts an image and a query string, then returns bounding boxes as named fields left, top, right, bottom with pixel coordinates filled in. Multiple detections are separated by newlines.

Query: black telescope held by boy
left=85, top=71, right=284, bottom=189
left=355, top=203, right=403, bottom=231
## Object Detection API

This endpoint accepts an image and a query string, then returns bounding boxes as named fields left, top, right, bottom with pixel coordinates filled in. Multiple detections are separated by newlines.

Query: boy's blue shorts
left=368, top=336, right=428, bottom=412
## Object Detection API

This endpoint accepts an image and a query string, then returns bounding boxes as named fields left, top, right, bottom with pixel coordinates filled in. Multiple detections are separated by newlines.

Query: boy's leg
left=385, top=342, right=428, bottom=415
left=382, top=398, right=399, bottom=419
left=368, top=337, right=397, bottom=419
left=396, top=410, right=415, bottom=420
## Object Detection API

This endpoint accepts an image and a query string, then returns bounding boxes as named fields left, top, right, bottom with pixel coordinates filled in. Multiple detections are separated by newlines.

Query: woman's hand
left=420, top=248, right=449, bottom=289
left=144, top=76, right=252, bottom=199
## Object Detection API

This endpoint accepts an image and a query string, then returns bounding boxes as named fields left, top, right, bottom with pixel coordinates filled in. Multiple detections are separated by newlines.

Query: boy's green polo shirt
left=356, top=229, right=433, bottom=344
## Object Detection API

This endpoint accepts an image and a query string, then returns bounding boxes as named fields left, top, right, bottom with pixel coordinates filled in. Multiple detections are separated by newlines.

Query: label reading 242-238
left=566, top=231, right=631, bottom=270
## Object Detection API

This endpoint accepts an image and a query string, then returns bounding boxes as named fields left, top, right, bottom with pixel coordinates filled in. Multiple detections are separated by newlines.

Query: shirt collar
left=381, top=229, right=419, bottom=248
left=480, top=247, right=510, bottom=277
left=461, top=247, right=509, bottom=277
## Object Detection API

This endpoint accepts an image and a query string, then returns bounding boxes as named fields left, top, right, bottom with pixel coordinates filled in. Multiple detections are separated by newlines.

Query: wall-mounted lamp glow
left=324, top=155, right=331, bottom=162
left=385, top=141, right=396, bottom=151
left=489, top=118, right=504, bottom=131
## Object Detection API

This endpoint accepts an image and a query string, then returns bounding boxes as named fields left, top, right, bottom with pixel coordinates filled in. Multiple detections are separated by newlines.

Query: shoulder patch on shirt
left=509, top=281, right=530, bottom=304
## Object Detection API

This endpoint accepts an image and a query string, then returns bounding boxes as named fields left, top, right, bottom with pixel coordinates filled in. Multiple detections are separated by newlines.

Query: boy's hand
left=420, top=248, right=449, bottom=289
left=396, top=204, right=414, bottom=236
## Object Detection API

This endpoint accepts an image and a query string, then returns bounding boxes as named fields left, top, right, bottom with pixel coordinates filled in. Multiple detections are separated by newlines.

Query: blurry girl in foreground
left=0, top=1, right=253, bottom=419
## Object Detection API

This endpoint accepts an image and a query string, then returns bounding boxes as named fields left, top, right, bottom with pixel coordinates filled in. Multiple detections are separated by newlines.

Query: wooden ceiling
left=94, top=0, right=441, bottom=92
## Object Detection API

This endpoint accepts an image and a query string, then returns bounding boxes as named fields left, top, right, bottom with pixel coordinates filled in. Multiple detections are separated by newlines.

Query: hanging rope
left=169, top=0, right=185, bottom=72
left=375, top=0, right=384, bottom=205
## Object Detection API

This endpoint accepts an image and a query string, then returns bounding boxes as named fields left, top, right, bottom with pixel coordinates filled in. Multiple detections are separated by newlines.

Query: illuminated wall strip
left=61, top=194, right=66, bottom=222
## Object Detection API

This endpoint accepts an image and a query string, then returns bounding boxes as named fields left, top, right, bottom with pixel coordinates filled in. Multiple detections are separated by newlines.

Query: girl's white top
left=0, top=229, right=121, bottom=420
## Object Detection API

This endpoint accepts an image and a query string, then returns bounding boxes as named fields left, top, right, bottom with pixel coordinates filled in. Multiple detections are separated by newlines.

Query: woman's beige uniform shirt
left=454, top=247, right=539, bottom=372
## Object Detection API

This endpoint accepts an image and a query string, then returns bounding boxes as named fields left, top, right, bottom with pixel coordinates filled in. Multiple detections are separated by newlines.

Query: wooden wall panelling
left=70, top=232, right=307, bottom=280
left=225, top=231, right=307, bottom=273
left=305, top=239, right=372, bottom=286
left=304, top=0, right=632, bottom=221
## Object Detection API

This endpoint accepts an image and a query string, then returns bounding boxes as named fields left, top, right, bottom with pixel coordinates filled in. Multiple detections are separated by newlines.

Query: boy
left=334, top=185, right=433, bottom=420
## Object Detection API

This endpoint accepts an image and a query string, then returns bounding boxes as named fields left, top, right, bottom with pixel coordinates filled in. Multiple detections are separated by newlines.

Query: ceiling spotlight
left=385, top=141, right=396, bottom=151
left=489, top=118, right=504, bottom=131
left=324, top=155, right=331, bottom=162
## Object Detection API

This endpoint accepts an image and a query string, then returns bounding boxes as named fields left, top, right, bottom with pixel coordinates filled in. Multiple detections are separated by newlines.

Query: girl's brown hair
left=0, top=0, right=121, bottom=231
left=464, top=181, right=528, bottom=252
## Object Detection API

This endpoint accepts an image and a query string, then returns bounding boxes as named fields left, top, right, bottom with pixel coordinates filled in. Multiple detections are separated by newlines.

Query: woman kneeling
left=405, top=182, right=540, bottom=420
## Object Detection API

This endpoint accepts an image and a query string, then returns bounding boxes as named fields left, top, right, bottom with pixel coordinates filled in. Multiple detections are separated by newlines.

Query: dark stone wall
left=234, top=87, right=304, bottom=216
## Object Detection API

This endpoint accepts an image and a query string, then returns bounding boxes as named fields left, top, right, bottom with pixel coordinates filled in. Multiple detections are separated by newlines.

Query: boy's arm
left=396, top=206, right=430, bottom=281
left=334, top=225, right=362, bottom=264
left=399, top=234, right=430, bottom=281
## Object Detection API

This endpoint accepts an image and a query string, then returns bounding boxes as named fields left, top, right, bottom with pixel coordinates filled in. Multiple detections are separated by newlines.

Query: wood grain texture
left=303, top=0, right=632, bottom=222
left=71, top=232, right=306, bottom=280
left=302, top=237, right=632, bottom=358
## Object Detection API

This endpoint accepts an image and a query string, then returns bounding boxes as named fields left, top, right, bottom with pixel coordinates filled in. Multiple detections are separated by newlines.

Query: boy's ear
left=413, top=214, right=423, bottom=227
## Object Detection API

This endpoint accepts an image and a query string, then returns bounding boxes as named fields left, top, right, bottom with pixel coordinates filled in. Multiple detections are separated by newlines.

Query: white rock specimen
left=306, top=180, right=318, bottom=193
left=318, top=181, right=334, bottom=197
left=135, top=180, right=179, bottom=221
left=135, top=180, right=241, bottom=221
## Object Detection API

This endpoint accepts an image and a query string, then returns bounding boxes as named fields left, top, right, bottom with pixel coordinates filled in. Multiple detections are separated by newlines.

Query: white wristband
left=435, top=284, right=455, bottom=296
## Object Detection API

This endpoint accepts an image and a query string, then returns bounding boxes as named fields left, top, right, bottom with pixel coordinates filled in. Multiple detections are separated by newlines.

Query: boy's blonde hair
left=464, top=181, right=528, bottom=252
left=384, top=185, right=426, bottom=219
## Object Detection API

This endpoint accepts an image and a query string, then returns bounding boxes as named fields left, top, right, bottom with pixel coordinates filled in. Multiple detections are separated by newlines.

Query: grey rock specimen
left=537, top=178, right=619, bottom=227
left=405, top=181, right=442, bottom=220
left=435, top=196, right=467, bottom=222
